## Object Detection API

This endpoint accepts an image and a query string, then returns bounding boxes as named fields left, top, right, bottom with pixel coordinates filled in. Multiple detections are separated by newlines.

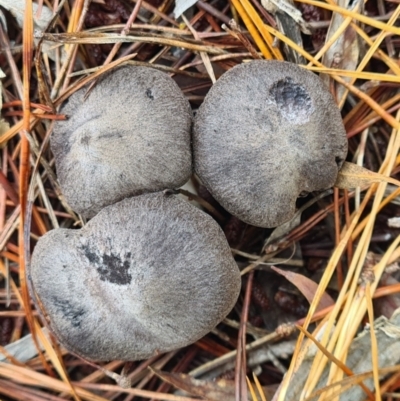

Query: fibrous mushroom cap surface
left=30, top=192, right=241, bottom=361
left=52, top=65, right=192, bottom=218
left=193, top=60, right=348, bottom=227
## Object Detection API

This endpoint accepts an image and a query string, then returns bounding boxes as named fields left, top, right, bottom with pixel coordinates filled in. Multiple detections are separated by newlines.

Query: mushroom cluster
left=30, top=60, right=347, bottom=363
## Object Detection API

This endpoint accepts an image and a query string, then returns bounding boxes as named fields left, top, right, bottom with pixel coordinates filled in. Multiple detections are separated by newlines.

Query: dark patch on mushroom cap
left=82, top=246, right=132, bottom=284
left=52, top=65, right=193, bottom=219
left=51, top=297, right=86, bottom=328
left=29, top=192, right=241, bottom=361
left=270, top=77, right=312, bottom=123
left=193, top=60, right=348, bottom=228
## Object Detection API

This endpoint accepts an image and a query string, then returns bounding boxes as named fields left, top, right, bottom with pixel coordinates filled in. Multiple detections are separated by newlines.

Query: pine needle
left=238, top=0, right=283, bottom=59
left=304, top=66, right=400, bottom=83
left=253, top=372, right=268, bottom=401
left=295, top=0, right=400, bottom=34
left=230, top=0, right=273, bottom=59
left=247, top=376, right=259, bottom=401
left=366, top=283, right=381, bottom=401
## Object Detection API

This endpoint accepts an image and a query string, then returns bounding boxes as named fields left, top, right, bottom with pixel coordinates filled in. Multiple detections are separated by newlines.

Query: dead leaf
left=271, top=266, right=335, bottom=312
left=335, top=162, right=400, bottom=189
left=151, top=368, right=236, bottom=401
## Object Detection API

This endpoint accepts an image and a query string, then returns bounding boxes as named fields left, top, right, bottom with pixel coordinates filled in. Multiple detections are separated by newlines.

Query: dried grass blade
left=33, top=320, right=81, bottom=401
left=229, top=0, right=273, bottom=59
left=351, top=186, right=400, bottom=241
left=235, top=271, right=253, bottom=400
left=253, top=372, right=268, bottom=401
left=315, top=117, right=400, bottom=398
left=31, top=205, right=49, bottom=234
left=304, top=66, right=400, bottom=83
left=275, top=190, right=371, bottom=401
left=37, top=32, right=229, bottom=54
left=68, top=0, right=84, bottom=32
left=0, top=259, right=75, bottom=397
left=237, top=0, right=283, bottom=59
left=222, top=21, right=262, bottom=59
left=325, top=235, right=400, bottom=398
left=296, top=325, right=375, bottom=399
left=295, top=0, right=400, bottom=34
left=0, top=259, right=23, bottom=306
left=366, top=283, right=381, bottom=401
left=0, top=170, right=18, bottom=205
left=0, top=362, right=109, bottom=401
left=182, top=15, right=216, bottom=83
left=19, top=0, right=45, bottom=376
left=351, top=23, right=400, bottom=76
left=0, top=205, right=20, bottom=251
left=74, top=381, right=206, bottom=400
left=302, top=115, right=400, bottom=397
left=0, top=114, right=41, bottom=146
left=66, top=0, right=85, bottom=55
left=330, top=76, right=399, bottom=130
left=302, top=366, right=400, bottom=401
left=21, top=0, right=33, bottom=211
left=246, top=376, right=259, bottom=401
left=346, top=93, right=400, bottom=138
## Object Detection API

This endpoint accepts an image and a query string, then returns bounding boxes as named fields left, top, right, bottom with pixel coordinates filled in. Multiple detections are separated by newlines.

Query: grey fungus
left=30, top=60, right=349, bottom=364
left=193, top=60, right=348, bottom=228
left=52, top=65, right=193, bottom=219
left=29, top=192, right=241, bottom=362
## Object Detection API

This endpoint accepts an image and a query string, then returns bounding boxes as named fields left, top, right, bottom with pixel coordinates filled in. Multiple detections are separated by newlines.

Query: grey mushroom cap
left=193, top=60, right=348, bottom=228
left=29, top=192, right=241, bottom=362
left=52, top=65, right=192, bottom=219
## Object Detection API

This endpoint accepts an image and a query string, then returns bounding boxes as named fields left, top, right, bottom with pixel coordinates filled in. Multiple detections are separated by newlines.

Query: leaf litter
left=0, top=0, right=400, bottom=400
